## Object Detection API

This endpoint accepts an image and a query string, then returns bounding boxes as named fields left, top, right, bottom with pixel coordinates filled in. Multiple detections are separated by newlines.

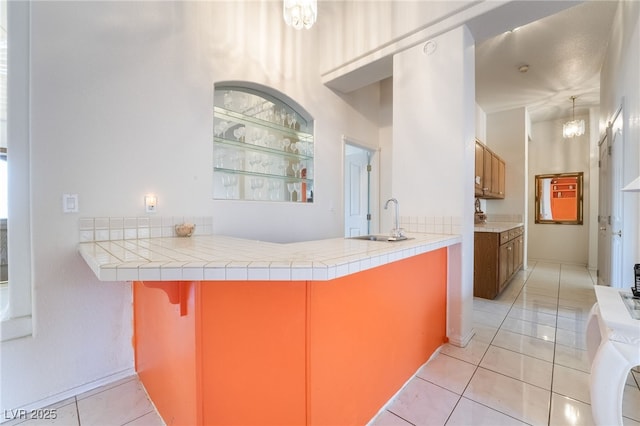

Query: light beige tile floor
left=2, top=376, right=164, bottom=426
left=370, top=261, right=640, bottom=426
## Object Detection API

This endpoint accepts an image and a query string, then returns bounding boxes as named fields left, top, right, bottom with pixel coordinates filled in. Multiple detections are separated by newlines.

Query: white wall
left=527, top=113, right=591, bottom=265
left=475, top=103, right=487, bottom=143
left=378, top=78, right=393, bottom=233
left=392, top=26, right=476, bottom=346
left=600, top=0, right=640, bottom=286
left=588, top=107, right=600, bottom=270
left=0, top=1, right=384, bottom=412
left=486, top=108, right=528, bottom=218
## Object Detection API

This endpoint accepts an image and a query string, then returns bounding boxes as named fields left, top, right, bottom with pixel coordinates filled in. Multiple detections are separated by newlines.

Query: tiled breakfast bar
left=79, top=231, right=461, bottom=425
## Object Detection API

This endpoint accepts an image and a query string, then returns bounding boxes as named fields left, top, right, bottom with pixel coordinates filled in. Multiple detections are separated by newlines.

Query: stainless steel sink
left=349, top=235, right=413, bottom=242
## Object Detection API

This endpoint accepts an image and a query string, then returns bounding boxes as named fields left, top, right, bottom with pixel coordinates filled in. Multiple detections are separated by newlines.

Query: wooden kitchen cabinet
left=495, top=155, right=505, bottom=198
left=475, top=140, right=505, bottom=199
left=483, top=147, right=493, bottom=194
left=475, top=142, right=485, bottom=197
left=474, top=226, right=524, bottom=299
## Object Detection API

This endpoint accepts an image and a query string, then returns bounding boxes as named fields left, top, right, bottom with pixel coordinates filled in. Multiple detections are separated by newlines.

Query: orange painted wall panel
left=133, top=281, right=200, bottom=426
left=198, top=281, right=307, bottom=426
left=134, top=249, right=448, bottom=426
left=308, top=249, right=448, bottom=425
left=551, top=197, right=577, bottom=220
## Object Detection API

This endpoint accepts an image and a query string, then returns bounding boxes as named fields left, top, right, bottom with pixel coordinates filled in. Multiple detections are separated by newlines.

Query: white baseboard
left=447, top=328, right=475, bottom=347
left=2, top=368, right=136, bottom=418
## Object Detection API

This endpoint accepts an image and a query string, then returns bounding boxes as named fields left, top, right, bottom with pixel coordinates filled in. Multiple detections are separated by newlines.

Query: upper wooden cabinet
left=474, top=142, right=485, bottom=196
left=475, top=140, right=505, bottom=199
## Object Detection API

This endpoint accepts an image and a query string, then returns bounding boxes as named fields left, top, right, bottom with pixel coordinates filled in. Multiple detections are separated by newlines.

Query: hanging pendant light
left=283, top=0, right=317, bottom=30
left=563, top=96, right=585, bottom=138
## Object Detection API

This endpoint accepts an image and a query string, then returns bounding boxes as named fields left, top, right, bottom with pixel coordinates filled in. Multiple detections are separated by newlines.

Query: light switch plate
left=63, top=193, right=79, bottom=213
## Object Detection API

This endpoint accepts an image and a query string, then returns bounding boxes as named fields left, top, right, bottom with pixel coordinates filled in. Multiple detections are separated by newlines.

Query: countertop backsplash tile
left=399, top=216, right=462, bottom=236
left=79, top=216, right=214, bottom=243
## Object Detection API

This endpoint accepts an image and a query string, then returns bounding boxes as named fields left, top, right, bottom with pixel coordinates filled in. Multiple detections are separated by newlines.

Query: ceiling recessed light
left=518, top=64, right=529, bottom=73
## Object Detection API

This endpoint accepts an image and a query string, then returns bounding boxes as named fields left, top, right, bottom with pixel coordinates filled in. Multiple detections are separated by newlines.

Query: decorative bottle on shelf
left=301, top=168, right=307, bottom=203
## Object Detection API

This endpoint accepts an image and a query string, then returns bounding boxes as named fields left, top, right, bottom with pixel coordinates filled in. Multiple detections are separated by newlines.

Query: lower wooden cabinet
left=474, top=226, right=524, bottom=299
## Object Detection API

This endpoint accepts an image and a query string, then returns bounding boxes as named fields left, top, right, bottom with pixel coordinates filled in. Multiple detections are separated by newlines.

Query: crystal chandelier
left=563, top=96, right=585, bottom=138
left=283, top=0, right=317, bottom=30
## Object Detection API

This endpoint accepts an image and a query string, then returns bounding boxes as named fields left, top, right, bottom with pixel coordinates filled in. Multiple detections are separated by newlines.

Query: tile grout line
left=74, top=396, right=80, bottom=426
left=383, top=409, right=417, bottom=426
left=547, top=263, right=563, bottom=426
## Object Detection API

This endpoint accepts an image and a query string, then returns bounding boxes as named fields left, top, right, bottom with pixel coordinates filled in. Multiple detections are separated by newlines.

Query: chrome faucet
left=384, top=198, right=404, bottom=238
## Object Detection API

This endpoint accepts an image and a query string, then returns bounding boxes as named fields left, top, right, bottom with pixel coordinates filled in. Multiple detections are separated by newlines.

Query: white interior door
left=609, top=111, right=624, bottom=287
left=597, top=106, right=624, bottom=287
left=344, top=144, right=373, bottom=237
left=597, top=133, right=610, bottom=286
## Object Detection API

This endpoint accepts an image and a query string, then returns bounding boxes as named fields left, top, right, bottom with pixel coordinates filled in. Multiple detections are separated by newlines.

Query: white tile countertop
left=78, top=233, right=461, bottom=282
left=474, top=222, right=524, bottom=233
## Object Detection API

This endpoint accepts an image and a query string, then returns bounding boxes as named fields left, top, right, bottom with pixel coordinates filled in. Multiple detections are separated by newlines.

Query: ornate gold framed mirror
left=534, top=172, right=584, bottom=224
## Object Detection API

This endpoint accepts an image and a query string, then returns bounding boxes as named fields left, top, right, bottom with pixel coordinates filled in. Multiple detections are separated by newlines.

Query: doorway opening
left=343, top=140, right=379, bottom=238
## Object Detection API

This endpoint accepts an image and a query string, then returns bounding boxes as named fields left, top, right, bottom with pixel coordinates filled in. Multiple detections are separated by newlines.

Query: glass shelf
left=214, top=137, right=313, bottom=162
left=214, top=168, right=313, bottom=202
left=214, top=167, right=313, bottom=184
left=213, top=85, right=314, bottom=202
left=214, top=107, right=312, bottom=141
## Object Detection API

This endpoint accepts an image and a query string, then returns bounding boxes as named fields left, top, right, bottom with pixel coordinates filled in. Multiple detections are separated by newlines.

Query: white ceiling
left=475, top=1, right=618, bottom=123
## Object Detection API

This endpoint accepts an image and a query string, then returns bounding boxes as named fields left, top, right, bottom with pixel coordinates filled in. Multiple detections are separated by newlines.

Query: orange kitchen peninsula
left=79, top=233, right=460, bottom=425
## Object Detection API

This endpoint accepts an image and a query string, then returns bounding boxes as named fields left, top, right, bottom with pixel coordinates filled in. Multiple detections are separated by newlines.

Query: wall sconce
left=145, top=195, right=157, bottom=213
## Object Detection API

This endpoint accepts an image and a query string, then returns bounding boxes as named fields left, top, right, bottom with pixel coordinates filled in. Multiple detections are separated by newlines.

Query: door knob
left=599, top=227, right=606, bottom=231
